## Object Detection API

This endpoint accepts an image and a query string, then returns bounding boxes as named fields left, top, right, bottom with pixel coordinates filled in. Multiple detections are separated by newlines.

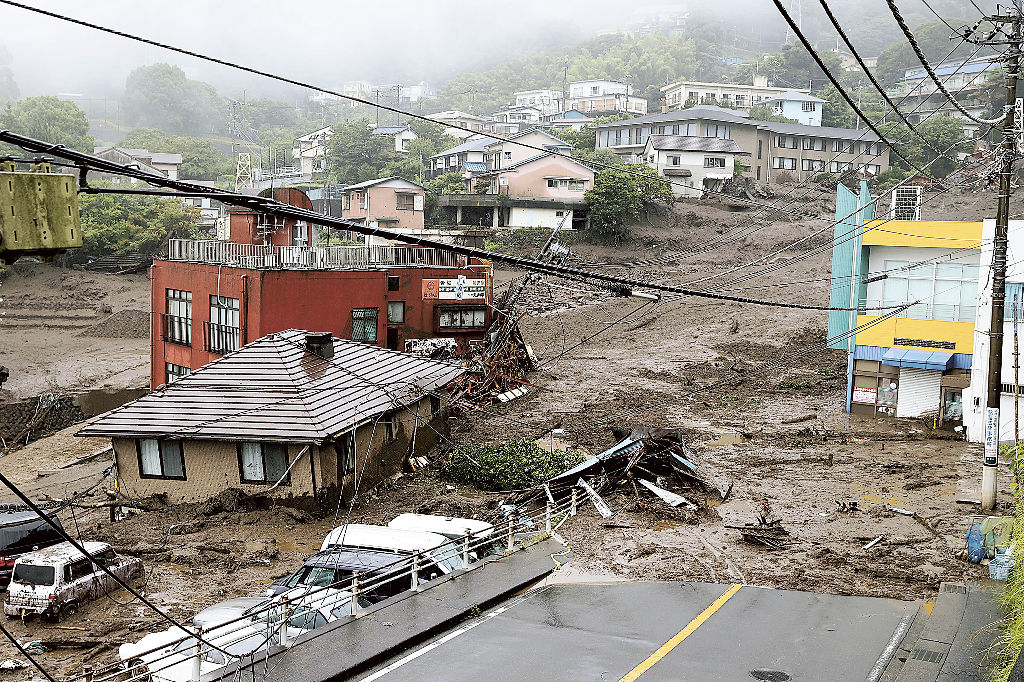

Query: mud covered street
left=0, top=188, right=1018, bottom=677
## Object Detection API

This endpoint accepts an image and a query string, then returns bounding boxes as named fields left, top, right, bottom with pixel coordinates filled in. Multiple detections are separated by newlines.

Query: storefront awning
left=881, top=347, right=954, bottom=371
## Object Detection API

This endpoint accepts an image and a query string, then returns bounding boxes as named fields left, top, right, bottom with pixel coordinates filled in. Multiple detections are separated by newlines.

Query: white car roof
left=387, top=514, right=494, bottom=537
left=320, top=524, right=448, bottom=553
left=16, top=541, right=110, bottom=566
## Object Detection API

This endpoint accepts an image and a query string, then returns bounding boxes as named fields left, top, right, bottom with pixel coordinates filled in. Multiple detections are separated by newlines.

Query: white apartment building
left=660, top=79, right=807, bottom=111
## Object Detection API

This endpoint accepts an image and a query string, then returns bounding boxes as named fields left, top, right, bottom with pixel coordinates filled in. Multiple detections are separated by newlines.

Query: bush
left=441, top=440, right=586, bottom=492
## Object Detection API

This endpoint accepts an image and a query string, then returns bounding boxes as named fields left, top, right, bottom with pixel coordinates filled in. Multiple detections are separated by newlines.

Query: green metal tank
left=0, top=160, right=82, bottom=265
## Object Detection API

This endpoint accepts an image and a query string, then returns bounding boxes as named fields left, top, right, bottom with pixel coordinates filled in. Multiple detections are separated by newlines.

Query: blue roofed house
left=427, top=135, right=492, bottom=180
left=887, top=56, right=996, bottom=137
left=371, top=125, right=418, bottom=154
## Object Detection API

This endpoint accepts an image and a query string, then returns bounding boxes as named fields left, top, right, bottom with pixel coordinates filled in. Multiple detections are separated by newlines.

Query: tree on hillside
left=886, top=116, right=968, bottom=178
left=584, top=165, right=673, bottom=243
left=64, top=191, right=203, bottom=264
left=424, top=172, right=467, bottom=225
left=0, top=45, right=18, bottom=103
left=874, top=19, right=989, bottom=86
left=119, top=127, right=229, bottom=180
left=122, top=64, right=224, bottom=136
left=0, top=96, right=94, bottom=151
left=326, top=119, right=402, bottom=186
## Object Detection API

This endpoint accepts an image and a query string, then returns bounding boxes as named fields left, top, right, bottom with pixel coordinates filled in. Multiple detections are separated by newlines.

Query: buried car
left=122, top=588, right=358, bottom=681
left=0, top=510, right=65, bottom=582
left=320, top=524, right=465, bottom=572
left=387, top=514, right=504, bottom=560
left=4, top=541, right=142, bottom=620
left=266, top=547, right=427, bottom=600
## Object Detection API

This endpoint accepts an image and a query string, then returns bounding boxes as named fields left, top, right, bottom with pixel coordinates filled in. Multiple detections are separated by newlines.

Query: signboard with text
left=422, top=276, right=486, bottom=300
left=852, top=387, right=877, bottom=404
left=985, top=407, right=1000, bottom=467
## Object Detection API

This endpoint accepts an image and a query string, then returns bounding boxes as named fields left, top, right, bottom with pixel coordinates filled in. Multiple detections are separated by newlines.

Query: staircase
left=885, top=582, right=1001, bottom=682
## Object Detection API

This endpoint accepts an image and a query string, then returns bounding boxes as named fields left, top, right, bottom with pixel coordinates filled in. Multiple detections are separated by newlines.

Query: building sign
left=852, top=387, right=877, bottom=404
left=422, top=276, right=486, bottom=300
left=985, top=407, right=1000, bottom=467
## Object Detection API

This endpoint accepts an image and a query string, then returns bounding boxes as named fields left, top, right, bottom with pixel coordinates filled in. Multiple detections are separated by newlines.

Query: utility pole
left=394, top=84, right=402, bottom=125
left=373, top=89, right=381, bottom=127
left=982, top=5, right=1022, bottom=511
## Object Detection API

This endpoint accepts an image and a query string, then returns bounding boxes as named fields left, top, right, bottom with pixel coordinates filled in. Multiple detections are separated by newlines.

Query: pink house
left=470, top=153, right=594, bottom=228
left=340, top=177, right=425, bottom=234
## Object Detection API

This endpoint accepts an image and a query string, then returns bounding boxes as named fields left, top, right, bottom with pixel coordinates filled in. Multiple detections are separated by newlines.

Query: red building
left=150, top=188, right=492, bottom=388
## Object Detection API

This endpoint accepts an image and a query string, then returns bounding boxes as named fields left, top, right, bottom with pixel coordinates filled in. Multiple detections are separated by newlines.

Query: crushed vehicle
left=320, top=523, right=466, bottom=572
left=0, top=510, right=65, bottom=582
left=122, top=588, right=357, bottom=681
left=387, top=514, right=504, bottom=560
left=4, top=541, right=142, bottom=620
left=266, top=547, right=425, bottom=600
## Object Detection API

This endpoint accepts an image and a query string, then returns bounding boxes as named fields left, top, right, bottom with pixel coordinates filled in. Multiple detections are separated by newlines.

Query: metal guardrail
left=75, top=495, right=578, bottom=682
left=203, top=321, right=240, bottom=355
left=160, top=313, right=191, bottom=346
left=860, top=298, right=976, bottom=324
left=166, top=240, right=465, bottom=270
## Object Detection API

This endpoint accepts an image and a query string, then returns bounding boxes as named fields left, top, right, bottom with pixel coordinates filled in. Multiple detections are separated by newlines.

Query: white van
left=387, top=514, right=503, bottom=560
left=5, top=541, right=142, bottom=620
left=320, top=524, right=464, bottom=573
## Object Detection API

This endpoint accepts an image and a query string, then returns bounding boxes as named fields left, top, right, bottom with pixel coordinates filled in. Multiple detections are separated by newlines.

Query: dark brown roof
left=76, top=330, right=465, bottom=444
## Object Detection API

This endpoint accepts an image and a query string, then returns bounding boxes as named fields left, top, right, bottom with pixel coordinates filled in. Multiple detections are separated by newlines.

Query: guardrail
left=166, top=240, right=465, bottom=270
left=74, top=493, right=579, bottom=682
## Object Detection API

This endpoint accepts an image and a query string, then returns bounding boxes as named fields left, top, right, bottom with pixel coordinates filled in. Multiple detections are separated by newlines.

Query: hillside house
left=643, top=136, right=750, bottom=198
left=339, top=177, right=426, bottom=234
left=292, top=125, right=332, bottom=176
left=371, top=125, right=418, bottom=154
left=426, top=111, right=487, bottom=139
left=92, top=147, right=182, bottom=182
left=77, top=330, right=465, bottom=511
left=762, top=91, right=825, bottom=126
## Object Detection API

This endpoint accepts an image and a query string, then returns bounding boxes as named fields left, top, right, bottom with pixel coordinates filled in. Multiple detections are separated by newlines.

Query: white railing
left=73, top=494, right=580, bottom=682
left=861, top=298, right=976, bottom=324
left=167, top=240, right=467, bottom=270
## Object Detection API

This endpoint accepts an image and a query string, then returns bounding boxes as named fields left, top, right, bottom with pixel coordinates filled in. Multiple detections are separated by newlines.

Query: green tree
left=889, top=116, right=968, bottom=178
left=0, top=45, right=17, bottom=103
left=118, top=127, right=229, bottom=180
left=65, top=191, right=203, bottom=263
left=122, top=63, right=224, bottom=135
left=423, top=171, right=467, bottom=224
left=0, top=96, right=94, bottom=151
left=584, top=164, right=673, bottom=242
left=326, top=118, right=400, bottom=185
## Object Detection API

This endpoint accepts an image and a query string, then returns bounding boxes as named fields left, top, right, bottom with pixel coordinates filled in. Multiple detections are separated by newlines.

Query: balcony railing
left=160, top=313, right=192, bottom=346
left=203, top=321, right=240, bottom=355
left=861, top=298, right=976, bottom=324
left=166, top=240, right=466, bottom=270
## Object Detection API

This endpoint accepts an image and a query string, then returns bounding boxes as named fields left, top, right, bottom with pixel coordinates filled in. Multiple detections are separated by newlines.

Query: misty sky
left=0, top=0, right=699, bottom=99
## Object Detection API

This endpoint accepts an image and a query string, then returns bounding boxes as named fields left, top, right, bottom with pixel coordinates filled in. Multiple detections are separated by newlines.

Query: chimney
left=304, top=331, right=335, bottom=360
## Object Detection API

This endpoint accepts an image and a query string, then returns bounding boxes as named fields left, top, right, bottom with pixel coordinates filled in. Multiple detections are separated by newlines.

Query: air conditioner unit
left=890, top=185, right=922, bottom=221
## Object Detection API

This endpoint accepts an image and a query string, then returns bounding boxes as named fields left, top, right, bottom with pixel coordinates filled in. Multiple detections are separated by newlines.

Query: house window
left=344, top=193, right=352, bottom=210
left=137, top=439, right=186, bottom=480
left=387, top=301, right=405, bottom=323
left=205, top=295, right=240, bottom=354
left=704, top=157, right=726, bottom=168
left=882, top=260, right=978, bottom=322
left=352, top=307, right=378, bottom=342
left=668, top=155, right=681, bottom=166
left=775, top=135, right=797, bottom=149
left=439, top=307, right=487, bottom=328
left=802, top=138, right=826, bottom=151
left=504, top=151, right=512, bottom=160
left=430, top=395, right=441, bottom=415
left=337, top=430, right=356, bottom=476
left=238, top=442, right=290, bottom=485
left=801, top=101, right=816, bottom=112
left=833, top=140, right=854, bottom=153
left=772, top=157, right=797, bottom=170
left=383, top=413, right=397, bottom=442
left=165, top=362, right=190, bottom=384
left=396, top=193, right=415, bottom=210
left=802, top=159, right=826, bottom=172
left=859, top=163, right=881, bottom=175
left=757, top=140, right=762, bottom=160
left=164, top=289, right=192, bottom=346
left=547, top=179, right=558, bottom=188
left=704, top=124, right=729, bottom=139
left=292, top=221, right=308, bottom=247
left=568, top=180, right=586, bottom=191
left=358, top=192, right=367, bottom=209
left=830, top=161, right=854, bottom=173
left=734, top=94, right=746, bottom=106
left=388, top=275, right=400, bottom=292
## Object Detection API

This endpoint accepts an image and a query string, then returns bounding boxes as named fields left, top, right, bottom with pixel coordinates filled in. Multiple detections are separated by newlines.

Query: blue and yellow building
left=828, top=183, right=980, bottom=422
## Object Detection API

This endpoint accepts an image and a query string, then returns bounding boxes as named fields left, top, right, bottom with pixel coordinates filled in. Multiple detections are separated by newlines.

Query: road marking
left=618, top=584, right=742, bottom=682
left=866, top=608, right=916, bottom=682
left=356, top=591, right=538, bottom=681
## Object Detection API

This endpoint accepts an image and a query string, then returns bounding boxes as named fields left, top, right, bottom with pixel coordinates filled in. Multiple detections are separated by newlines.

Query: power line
left=0, top=619, right=57, bottom=682
left=886, top=0, right=1007, bottom=124
left=772, top=0, right=935, bottom=176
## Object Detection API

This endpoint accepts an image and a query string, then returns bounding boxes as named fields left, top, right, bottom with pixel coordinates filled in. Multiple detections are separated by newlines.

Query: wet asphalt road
left=356, top=582, right=917, bottom=682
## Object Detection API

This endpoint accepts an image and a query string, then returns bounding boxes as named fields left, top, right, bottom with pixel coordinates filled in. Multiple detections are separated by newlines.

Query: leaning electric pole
left=982, top=4, right=1023, bottom=511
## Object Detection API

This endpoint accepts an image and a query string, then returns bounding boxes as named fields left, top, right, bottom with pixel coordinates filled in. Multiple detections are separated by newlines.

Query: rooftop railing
left=166, top=239, right=467, bottom=270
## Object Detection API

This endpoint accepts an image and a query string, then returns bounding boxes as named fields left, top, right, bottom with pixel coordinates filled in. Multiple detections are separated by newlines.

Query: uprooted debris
left=726, top=503, right=794, bottom=550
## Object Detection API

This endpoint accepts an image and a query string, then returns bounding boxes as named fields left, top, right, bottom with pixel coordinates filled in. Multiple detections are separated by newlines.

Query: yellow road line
left=619, top=584, right=743, bottom=682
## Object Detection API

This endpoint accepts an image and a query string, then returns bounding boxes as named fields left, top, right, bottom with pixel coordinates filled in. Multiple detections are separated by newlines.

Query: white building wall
left=508, top=207, right=573, bottom=229
left=777, top=100, right=822, bottom=126
left=966, top=218, right=1024, bottom=443
left=863, top=245, right=980, bottom=307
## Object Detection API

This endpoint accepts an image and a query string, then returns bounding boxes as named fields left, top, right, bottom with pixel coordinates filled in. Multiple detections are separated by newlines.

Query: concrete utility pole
left=982, top=6, right=1022, bottom=511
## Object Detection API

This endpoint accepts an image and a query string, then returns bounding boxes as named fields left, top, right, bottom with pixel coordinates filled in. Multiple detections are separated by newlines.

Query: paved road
left=357, top=582, right=918, bottom=682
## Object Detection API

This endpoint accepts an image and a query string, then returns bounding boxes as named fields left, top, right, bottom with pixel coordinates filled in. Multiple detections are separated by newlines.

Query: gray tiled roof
left=759, top=120, right=880, bottom=142
left=647, top=136, right=750, bottom=154
left=432, top=136, right=493, bottom=159
left=593, top=106, right=752, bottom=129
left=76, top=330, right=465, bottom=444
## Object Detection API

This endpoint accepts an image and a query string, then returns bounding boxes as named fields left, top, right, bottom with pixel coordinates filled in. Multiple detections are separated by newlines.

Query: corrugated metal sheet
left=76, top=330, right=465, bottom=444
left=896, top=368, right=941, bottom=418
left=853, top=345, right=887, bottom=361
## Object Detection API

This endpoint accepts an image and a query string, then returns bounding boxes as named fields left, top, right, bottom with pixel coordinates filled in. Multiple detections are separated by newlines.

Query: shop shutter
left=896, top=367, right=942, bottom=418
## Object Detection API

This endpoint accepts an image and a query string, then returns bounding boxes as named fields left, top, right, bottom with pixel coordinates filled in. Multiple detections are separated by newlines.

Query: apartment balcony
left=160, top=313, right=192, bottom=347
left=165, top=239, right=466, bottom=270
left=203, top=321, right=240, bottom=355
